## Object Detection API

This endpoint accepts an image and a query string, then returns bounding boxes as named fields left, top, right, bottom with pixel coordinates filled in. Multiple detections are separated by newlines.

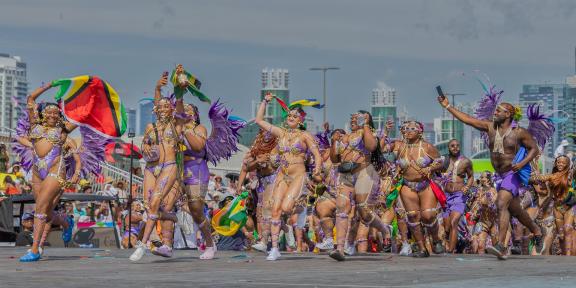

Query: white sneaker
left=200, top=246, right=216, bottom=260
left=129, top=241, right=147, bottom=262
left=399, top=241, right=412, bottom=256
left=286, top=226, right=296, bottom=248
left=252, top=242, right=268, bottom=253
left=315, top=238, right=334, bottom=250
left=266, top=247, right=281, bottom=261
left=344, top=241, right=356, bottom=256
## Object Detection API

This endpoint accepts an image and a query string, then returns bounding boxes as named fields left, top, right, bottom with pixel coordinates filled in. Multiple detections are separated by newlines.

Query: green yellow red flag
left=52, top=75, right=127, bottom=138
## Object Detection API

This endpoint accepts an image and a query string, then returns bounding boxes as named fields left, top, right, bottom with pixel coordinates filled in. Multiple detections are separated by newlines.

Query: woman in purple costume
left=254, top=93, right=322, bottom=261
left=179, top=103, right=215, bottom=259
left=17, top=84, right=82, bottom=262
left=327, top=111, right=389, bottom=261
left=238, top=129, right=279, bottom=253
left=381, top=120, right=445, bottom=257
left=130, top=73, right=185, bottom=262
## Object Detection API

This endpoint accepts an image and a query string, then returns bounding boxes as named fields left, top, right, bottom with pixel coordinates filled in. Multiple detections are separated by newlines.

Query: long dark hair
left=358, top=110, right=384, bottom=171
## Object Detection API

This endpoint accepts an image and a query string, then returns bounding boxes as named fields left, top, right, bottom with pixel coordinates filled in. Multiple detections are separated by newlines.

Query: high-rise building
left=518, top=83, right=565, bottom=158
left=137, top=99, right=155, bottom=136
left=434, top=105, right=464, bottom=156
left=0, top=53, right=27, bottom=129
left=371, top=85, right=398, bottom=138
left=240, top=68, right=290, bottom=146
left=127, top=108, right=137, bottom=134
left=564, top=76, right=576, bottom=154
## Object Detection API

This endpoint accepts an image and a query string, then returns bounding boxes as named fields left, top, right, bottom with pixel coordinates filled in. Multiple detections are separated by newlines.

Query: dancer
left=440, top=139, right=474, bottom=253
left=254, top=93, right=322, bottom=261
left=130, top=73, right=185, bottom=262
left=438, top=89, right=549, bottom=259
left=314, top=128, right=345, bottom=251
left=181, top=99, right=245, bottom=259
left=470, top=171, right=498, bottom=254
left=328, top=111, right=390, bottom=261
left=15, top=84, right=104, bottom=262
left=529, top=155, right=574, bottom=255
left=238, top=129, right=278, bottom=252
left=381, top=120, right=445, bottom=257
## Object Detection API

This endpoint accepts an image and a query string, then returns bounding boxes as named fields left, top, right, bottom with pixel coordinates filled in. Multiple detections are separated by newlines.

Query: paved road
left=1, top=248, right=575, bottom=288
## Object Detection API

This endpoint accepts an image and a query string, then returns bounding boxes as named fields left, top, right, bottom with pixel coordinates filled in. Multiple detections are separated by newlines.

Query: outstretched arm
left=438, top=96, right=490, bottom=132
left=255, top=93, right=282, bottom=137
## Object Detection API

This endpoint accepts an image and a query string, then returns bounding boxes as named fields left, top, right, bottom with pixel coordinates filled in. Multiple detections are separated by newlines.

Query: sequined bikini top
left=278, top=129, right=306, bottom=156
left=396, top=141, right=432, bottom=170
left=343, top=131, right=370, bottom=155
left=145, top=123, right=178, bottom=145
left=29, top=125, right=63, bottom=145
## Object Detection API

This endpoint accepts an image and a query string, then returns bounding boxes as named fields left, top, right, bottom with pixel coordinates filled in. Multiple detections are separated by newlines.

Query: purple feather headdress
left=474, top=85, right=503, bottom=121
left=474, top=84, right=503, bottom=146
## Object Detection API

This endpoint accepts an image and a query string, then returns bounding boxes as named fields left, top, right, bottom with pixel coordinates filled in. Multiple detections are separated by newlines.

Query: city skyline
left=2, top=1, right=576, bottom=130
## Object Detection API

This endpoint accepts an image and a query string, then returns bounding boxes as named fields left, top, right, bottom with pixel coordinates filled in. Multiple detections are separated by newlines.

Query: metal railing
left=0, top=127, right=15, bottom=145
left=87, top=162, right=144, bottom=200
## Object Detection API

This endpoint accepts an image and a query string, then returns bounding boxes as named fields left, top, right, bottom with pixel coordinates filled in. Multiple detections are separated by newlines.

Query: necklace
left=493, top=126, right=512, bottom=154
left=404, top=140, right=421, bottom=148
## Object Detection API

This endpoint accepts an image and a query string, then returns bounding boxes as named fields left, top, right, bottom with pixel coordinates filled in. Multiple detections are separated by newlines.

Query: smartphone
left=356, top=114, right=366, bottom=126
left=436, top=85, right=446, bottom=100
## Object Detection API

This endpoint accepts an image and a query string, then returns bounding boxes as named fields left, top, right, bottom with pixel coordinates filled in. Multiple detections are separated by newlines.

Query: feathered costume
left=205, top=100, right=246, bottom=166
left=473, top=79, right=556, bottom=185
left=12, top=108, right=111, bottom=180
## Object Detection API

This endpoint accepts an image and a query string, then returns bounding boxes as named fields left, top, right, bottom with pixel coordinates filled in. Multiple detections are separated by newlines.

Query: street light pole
left=310, top=67, right=340, bottom=123
left=127, top=128, right=135, bottom=249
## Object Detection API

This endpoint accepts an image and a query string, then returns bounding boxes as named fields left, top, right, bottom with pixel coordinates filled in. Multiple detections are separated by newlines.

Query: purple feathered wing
left=474, top=85, right=503, bottom=146
left=205, top=99, right=246, bottom=166
left=67, top=126, right=112, bottom=179
left=526, top=104, right=555, bottom=151
left=11, top=110, right=34, bottom=172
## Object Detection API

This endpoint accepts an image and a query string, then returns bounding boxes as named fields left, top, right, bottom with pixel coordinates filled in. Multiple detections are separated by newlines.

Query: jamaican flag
left=211, top=191, right=249, bottom=237
left=52, top=75, right=127, bottom=138
left=170, top=68, right=210, bottom=103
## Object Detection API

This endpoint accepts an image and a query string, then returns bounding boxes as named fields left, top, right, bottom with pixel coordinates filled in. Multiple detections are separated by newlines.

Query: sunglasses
left=402, top=127, right=421, bottom=132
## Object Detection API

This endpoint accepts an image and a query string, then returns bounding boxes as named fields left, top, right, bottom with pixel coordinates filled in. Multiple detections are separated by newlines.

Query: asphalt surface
left=1, top=247, right=575, bottom=288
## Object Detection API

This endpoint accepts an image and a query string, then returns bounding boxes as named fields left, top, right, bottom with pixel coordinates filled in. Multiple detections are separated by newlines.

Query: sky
left=1, top=0, right=576, bottom=129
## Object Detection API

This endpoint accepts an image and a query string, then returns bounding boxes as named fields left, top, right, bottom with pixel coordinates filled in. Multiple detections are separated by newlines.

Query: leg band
left=422, top=218, right=438, bottom=228
left=407, top=221, right=421, bottom=227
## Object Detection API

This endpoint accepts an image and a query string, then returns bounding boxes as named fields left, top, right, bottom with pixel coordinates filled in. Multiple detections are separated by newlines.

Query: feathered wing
left=474, top=84, right=503, bottom=145
left=11, top=110, right=34, bottom=172
left=526, top=103, right=555, bottom=151
left=77, top=126, right=113, bottom=178
left=205, top=100, right=246, bottom=165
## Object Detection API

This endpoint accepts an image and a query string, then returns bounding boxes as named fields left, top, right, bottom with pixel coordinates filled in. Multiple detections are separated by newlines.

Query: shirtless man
left=438, top=97, right=543, bottom=260
left=441, top=139, right=474, bottom=253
